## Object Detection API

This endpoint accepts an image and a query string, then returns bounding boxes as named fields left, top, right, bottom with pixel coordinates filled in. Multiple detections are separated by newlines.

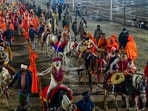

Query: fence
left=64, top=0, right=148, bottom=29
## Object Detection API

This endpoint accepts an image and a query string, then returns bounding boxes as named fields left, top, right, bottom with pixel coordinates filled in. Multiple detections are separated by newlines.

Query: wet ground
left=0, top=18, right=148, bottom=111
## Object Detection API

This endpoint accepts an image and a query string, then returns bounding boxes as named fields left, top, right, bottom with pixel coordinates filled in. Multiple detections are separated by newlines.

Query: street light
left=73, top=0, right=75, bottom=11
left=110, top=0, right=113, bottom=21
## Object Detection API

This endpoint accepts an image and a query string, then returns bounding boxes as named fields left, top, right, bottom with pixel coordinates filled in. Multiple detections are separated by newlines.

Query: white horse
left=122, top=74, right=147, bottom=111
left=40, top=30, right=75, bottom=66
left=40, top=32, right=57, bottom=55
left=0, top=66, right=11, bottom=108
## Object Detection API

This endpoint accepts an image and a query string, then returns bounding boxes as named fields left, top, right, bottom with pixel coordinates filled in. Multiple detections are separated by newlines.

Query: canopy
left=51, top=0, right=64, bottom=5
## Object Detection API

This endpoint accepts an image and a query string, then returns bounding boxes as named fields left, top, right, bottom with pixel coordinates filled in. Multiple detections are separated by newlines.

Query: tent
left=51, top=0, right=64, bottom=5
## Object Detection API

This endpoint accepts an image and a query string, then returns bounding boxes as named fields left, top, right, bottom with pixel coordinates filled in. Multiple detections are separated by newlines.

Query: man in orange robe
left=22, top=28, right=29, bottom=41
left=32, top=15, right=39, bottom=31
left=107, top=34, right=119, bottom=52
left=97, top=33, right=109, bottom=50
left=0, top=15, right=6, bottom=32
left=22, top=13, right=29, bottom=32
left=125, top=35, right=138, bottom=61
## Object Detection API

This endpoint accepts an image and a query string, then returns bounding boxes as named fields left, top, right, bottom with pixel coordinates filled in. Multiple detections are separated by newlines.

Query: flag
left=53, top=41, right=67, bottom=52
left=28, top=43, right=39, bottom=93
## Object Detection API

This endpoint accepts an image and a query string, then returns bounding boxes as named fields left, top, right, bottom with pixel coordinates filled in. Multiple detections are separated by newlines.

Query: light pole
left=110, top=0, right=113, bottom=21
left=123, top=3, right=126, bottom=25
left=73, top=0, right=75, bottom=11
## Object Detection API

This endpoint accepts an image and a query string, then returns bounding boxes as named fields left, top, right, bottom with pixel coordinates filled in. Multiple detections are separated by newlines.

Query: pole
left=110, top=0, right=112, bottom=21
left=123, top=5, right=125, bottom=25
left=73, top=0, right=75, bottom=11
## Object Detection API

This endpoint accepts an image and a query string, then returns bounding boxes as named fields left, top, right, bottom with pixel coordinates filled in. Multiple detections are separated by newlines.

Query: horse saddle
left=61, top=95, right=71, bottom=110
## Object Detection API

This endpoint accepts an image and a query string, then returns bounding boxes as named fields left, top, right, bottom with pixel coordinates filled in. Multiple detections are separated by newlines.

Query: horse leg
left=104, top=90, right=108, bottom=110
left=123, top=95, right=131, bottom=111
left=134, top=95, right=139, bottom=111
left=4, top=91, right=9, bottom=108
left=41, top=42, right=44, bottom=54
left=46, top=44, right=49, bottom=55
left=112, top=94, right=119, bottom=111
left=140, top=93, right=147, bottom=111
left=88, top=71, right=92, bottom=90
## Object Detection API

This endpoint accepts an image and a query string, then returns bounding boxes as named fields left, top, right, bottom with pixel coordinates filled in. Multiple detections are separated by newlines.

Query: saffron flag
left=28, top=44, right=39, bottom=93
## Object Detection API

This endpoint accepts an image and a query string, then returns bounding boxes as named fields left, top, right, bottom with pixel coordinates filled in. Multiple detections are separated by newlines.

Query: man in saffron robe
left=97, top=33, right=109, bottom=50
left=107, top=34, right=119, bottom=53
left=125, top=34, right=138, bottom=61
left=22, top=28, right=29, bottom=42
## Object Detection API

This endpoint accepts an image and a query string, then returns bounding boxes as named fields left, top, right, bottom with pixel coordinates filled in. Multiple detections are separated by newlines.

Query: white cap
left=21, top=64, right=28, bottom=70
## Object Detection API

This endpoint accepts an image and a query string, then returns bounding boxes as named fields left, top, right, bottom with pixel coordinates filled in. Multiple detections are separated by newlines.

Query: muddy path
left=0, top=20, right=148, bottom=111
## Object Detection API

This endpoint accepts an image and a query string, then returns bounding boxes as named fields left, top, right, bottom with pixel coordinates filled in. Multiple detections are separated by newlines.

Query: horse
left=0, top=65, right=12, bottom=108
left=75, top=39, right=107, bottom=90
left=41, top=85, right=73, bottom=111
left=102, top=72, right=147, bottom=111
left=40, top=31, right=75, bottom=66
left=122, top=73, right=147, bottom=111
left=40, top=32, right=57, bottom=55
left=0, top=42, right=13, bottom=62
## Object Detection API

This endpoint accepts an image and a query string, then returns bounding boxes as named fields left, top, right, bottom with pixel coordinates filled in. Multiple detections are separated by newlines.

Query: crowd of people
left=0, top=0, right=148, bottom=111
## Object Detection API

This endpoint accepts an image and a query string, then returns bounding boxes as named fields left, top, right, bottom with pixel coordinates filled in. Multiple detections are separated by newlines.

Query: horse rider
left=40, top=25, right=51, bottom=45
left=106, top=34, right=119, bottom=62
left=9, top=64, right=32, bottom=107
left=52, top=26, right=71, bottom=53
left=97, top=33, right=109, bottom=50
left=79, top=33, right=98, bottom=72
left=126, top=58, right=137, bottom=74
left=105, top=50, right=120, bottom=73
left=45, top=57, right=72, bottom=104
left=61, top=26, right=71, bottom=42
